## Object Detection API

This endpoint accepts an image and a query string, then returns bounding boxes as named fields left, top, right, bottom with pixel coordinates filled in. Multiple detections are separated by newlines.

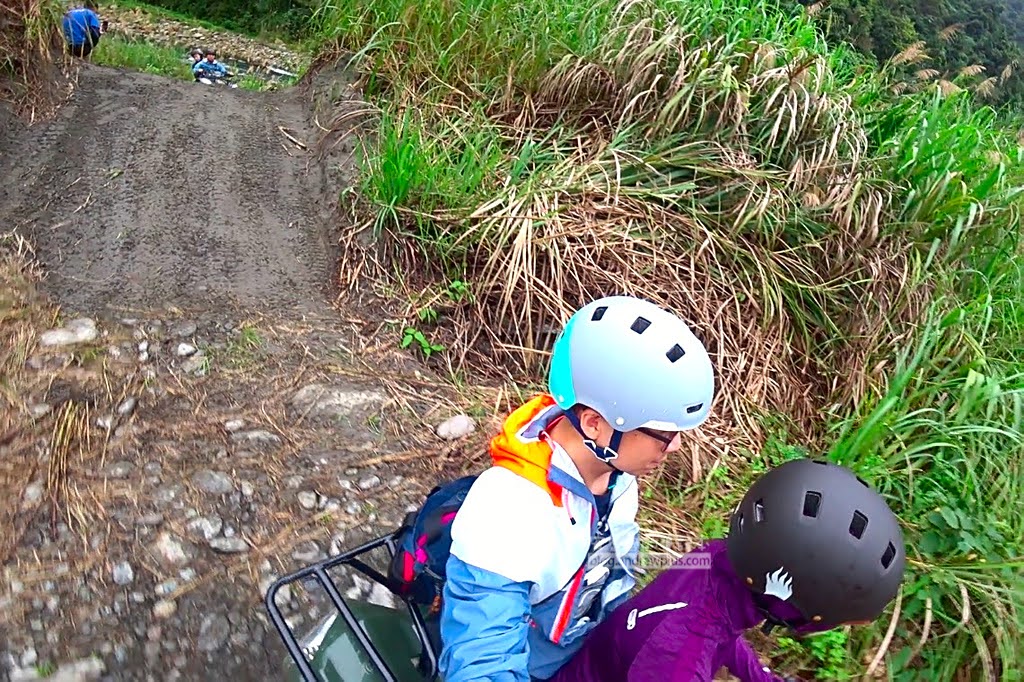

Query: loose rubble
left=436, top=413, right=477, bottom=440
left=39, top=317, right=98, bottom=347
left=3, top=308, right=487, bottom=681
left=111, top=562, right=135, bottom=586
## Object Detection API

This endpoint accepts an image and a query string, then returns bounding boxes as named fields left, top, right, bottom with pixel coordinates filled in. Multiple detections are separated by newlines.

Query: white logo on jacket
left=625, top=602, right=688, bottom=630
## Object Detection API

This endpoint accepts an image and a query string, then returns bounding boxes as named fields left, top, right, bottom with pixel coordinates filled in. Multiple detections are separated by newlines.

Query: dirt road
left=0, top=64, right=338, bottom=317
left=0, top=64, right=491, bottom=682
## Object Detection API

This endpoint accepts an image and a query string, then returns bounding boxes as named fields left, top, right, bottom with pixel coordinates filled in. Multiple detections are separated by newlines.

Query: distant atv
left=195, top=71, right=237, bottom=88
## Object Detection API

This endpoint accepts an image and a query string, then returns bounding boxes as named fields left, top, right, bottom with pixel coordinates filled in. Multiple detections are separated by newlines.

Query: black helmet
left=726, top=458, right=905, bottom=631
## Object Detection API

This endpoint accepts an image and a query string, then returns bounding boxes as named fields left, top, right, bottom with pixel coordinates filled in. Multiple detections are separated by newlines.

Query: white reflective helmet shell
left=548, top=295, right=715, bottom=432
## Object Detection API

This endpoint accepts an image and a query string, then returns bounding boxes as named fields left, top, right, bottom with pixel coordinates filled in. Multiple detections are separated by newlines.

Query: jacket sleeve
left=722, top=637, right=788, bottom=682
left=439, top=554, right=533, bottom=682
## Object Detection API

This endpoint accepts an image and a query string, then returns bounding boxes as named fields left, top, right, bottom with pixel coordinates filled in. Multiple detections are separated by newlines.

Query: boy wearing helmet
left=193, top=49, right=228, bottom=80
left=439, top=296, right=716, bottom=681
left=547, top=458, right=907, bottom=682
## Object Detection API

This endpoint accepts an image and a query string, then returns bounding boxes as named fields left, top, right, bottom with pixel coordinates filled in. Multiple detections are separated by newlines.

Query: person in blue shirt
left=62, top=1, right=103, bottom=58
left=192, top=49, right=229, bottom=81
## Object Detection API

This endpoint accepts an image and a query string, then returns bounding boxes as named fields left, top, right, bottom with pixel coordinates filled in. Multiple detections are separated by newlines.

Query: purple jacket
left=547, top=539, right=787, bottom=682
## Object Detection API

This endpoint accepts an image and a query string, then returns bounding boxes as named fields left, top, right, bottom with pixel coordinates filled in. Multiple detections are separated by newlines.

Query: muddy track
left=0, top=64, right=339, bottom=318
left=0, top=63, right=455, bottom=682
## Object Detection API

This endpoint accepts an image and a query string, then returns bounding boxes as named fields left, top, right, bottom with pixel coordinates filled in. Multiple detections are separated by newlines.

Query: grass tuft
left=90, top=35, right=194, bottom=80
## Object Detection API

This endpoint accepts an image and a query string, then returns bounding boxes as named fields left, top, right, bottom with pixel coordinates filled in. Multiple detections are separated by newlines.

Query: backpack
left=386, top=474, right=479, bottom=611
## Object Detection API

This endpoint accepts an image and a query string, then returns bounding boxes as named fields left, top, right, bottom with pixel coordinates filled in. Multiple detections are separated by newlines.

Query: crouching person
left=548, top=458, right=906, bottom=681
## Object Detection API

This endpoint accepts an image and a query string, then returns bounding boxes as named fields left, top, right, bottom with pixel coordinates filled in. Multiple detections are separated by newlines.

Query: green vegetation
left=88, top=35, right=299, bottom=91
left=91, top=35, right=193, bottom=80
left=127, top=0, right=316, bottom=41
left=315, top=0, right=1024, bottom=678
left=1010, top=0, right=1024, bottom=47
left=102, top=0, right=247, bottom=38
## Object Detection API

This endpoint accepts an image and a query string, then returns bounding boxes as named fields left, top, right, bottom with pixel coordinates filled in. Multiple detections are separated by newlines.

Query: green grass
left=236, top=72, right=299, bottom=91
left=90, top=35, right=300, bottom=90
left=314, top=0, right=1024, bottom=677
left=91, top=35, right=193, bottom=80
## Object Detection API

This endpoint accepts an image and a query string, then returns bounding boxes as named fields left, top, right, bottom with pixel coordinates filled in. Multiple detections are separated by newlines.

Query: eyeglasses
left=637, top=428, right=679, bottom=449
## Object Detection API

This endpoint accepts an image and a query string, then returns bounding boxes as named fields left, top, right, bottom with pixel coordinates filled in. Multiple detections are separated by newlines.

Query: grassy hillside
left=313, top=0, right=1024, bottom=678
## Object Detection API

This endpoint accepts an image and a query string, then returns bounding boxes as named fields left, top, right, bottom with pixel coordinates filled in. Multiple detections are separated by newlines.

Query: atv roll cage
left=264, top=530, right=441, bottom=682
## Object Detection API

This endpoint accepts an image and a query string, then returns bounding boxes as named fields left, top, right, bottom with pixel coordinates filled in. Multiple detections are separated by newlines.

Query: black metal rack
left=263, top=531, right=440, bottom=682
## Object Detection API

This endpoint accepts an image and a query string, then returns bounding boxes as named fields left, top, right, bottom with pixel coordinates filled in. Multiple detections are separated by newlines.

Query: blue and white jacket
left=439, top=394, right=641, bottom=681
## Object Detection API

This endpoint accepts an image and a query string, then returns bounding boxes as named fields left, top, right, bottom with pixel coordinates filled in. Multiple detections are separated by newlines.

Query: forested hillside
left=128, top=0, right=316, bottom=38
left=815, top=0, right=1023, bottom=103
left=1007, top=0, right=1024, bottom=45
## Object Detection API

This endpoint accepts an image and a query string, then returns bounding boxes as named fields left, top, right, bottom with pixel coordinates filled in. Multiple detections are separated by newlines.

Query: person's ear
left=577, top=407, right=606, bottom=441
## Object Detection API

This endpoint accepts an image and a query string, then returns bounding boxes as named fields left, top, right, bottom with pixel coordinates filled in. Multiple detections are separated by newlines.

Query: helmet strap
left=754, top=593, right=809, bottom=636
left=563, top=410, right=623, bottom=470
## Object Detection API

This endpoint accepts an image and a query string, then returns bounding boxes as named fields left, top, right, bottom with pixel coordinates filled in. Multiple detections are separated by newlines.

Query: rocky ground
left=0, top=300, right=497, bottom=681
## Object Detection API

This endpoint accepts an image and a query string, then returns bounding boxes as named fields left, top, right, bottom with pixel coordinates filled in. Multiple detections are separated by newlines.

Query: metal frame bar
left=264, top=531, right=440, bottom=681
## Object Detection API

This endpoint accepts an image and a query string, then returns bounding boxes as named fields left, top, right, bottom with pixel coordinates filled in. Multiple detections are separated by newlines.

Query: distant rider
left=193, top=49, right=228, bottom=81
left=62, top=1, right=103, bottom=59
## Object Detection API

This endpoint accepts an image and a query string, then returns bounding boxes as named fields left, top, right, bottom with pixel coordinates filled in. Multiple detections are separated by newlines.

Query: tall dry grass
left=316, top=0, right=1024, bottom=676
left=0, top=0, right=70, bottom=117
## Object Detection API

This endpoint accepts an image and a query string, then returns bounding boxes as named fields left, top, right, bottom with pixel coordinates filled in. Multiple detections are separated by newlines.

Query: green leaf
left=919, top=530, right=944, bottom=555
left=939, top=506, right=960, bottom=529
left=927, top=510, right=948, bottom=529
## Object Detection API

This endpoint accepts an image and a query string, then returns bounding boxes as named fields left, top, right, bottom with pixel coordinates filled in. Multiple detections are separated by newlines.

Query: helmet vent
left=802, top=491, right=821, bottom=517
left=591, top=306, right=608, bottom=321
left=849, top=511, right=868, bottom=539
left=666, top=344, right=686, bottom=362
left=753, top=500, right=765, bottom=523
left=630, top=317, right=651, bottom=334
left=686, top=403, right=703, bottom=414
left=881, top=542, right=897, bottom=568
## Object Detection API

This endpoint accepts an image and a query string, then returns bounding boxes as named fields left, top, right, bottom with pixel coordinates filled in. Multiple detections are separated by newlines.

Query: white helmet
left=548, top=295, right=714, bottom=433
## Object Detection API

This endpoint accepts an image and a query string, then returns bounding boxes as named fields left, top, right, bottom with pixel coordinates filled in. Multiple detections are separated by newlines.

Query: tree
left=811, top=0, right=1023, bottom=104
